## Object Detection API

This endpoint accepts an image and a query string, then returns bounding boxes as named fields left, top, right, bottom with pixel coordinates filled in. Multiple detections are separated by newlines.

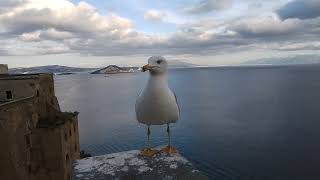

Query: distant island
left=9, top=65, right=96, bottom=74
left=91, top=65, right=139, bottom=74
left=90, top=61, right=198, bottom=74
left=8, top=60, right=200, bottom=75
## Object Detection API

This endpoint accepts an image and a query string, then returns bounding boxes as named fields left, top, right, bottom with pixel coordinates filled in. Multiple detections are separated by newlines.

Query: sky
left=0, top=0, right=320, bottom=67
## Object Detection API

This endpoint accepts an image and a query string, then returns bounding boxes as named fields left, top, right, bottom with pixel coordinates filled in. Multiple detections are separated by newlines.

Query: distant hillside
left=243, top=55, right=320, bottom=65
left=91, top=65, right=139, bottom=74
left=8, top=60, right=198, bottom=75
left=9, top=65, right=96, bottom=74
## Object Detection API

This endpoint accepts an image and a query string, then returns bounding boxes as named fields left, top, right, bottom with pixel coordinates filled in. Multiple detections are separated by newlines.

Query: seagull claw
left=161, top=145, right=178, bottom=154
left=140, top=148, right=158, bottom=157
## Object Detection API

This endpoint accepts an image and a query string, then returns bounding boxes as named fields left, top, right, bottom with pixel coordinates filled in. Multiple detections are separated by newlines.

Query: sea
left=54, top=65, right=320, bottom=180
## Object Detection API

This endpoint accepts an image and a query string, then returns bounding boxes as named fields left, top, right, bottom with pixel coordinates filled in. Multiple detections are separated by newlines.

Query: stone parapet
left=73, top=147, right=209, bottom=180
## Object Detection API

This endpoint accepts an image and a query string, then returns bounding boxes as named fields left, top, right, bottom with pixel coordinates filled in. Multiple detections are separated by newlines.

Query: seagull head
left=142, top=56, right=168, bottom=75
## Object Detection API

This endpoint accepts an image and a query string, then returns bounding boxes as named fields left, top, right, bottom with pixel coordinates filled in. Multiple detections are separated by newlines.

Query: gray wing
left=135, top=86, right=143, bottom=114
left=172, top=90, right=180, bottom=115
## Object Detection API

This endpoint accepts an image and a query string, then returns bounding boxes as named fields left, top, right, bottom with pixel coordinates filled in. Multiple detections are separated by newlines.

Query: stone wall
left=0, top=97, right=37, bottom=180
left=0, top=77, right=37, bottom=102
left=0, top=74, right=80, bottom=180
left=61, top=115, right=81, bottom=180
left=0, top=74, right=60, bottom=117
left=31, top=114, right=80, bottom=180
left=0, top=64, right=8, bottom=74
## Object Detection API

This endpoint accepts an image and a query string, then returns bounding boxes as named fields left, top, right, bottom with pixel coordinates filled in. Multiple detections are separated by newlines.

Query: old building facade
left=0, top=64, right=8, bottom=75
left=0, top=72, right=80, bottom=180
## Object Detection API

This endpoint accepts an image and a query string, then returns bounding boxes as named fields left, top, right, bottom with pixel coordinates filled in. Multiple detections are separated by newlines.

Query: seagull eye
left=156, top=60, right=162, bottom=64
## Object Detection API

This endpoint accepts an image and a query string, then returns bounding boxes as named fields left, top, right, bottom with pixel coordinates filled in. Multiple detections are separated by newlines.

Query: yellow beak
left=142, top=64, right=151, bottom=72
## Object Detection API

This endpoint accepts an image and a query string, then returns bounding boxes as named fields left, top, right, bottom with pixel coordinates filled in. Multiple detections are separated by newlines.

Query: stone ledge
left=73, top=147, right=209, bottom=180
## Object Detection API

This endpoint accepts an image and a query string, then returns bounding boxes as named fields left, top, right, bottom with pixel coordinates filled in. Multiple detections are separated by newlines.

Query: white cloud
left=18, top=28, right=74, bottom=42
left=19, top=31, right=41, bottom=42
left=0, top=0, right=320, bottom=65
left=0, top=0, right=154, bottom=56
left=0, top=1, right=134, bottom=37
left=41, top=28, right=74, bottom=40
left=144, top=10, right=167, bottom=22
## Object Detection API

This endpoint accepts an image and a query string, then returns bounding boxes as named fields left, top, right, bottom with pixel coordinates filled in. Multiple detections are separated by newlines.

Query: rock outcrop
left=91, top=65, right=137, bottom=74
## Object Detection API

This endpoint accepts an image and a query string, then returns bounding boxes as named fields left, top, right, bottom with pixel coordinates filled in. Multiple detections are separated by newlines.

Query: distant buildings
left=0, top=68, right=80, bottom=180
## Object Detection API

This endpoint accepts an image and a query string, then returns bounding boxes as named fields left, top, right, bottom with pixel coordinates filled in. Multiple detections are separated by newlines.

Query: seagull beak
left=142, top=64, right=151, bottom=72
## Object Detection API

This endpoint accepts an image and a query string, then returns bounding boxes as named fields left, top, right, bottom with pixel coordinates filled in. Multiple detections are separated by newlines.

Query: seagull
left=135, top=56, right=180, bottom=156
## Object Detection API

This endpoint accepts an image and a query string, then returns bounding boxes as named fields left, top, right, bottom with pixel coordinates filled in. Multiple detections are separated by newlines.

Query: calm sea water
left=55, top=65, right=320, bottom=180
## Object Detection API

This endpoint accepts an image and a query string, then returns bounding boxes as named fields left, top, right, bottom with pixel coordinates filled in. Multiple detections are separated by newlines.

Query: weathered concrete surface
left=73, top=147, right=209, bottom=180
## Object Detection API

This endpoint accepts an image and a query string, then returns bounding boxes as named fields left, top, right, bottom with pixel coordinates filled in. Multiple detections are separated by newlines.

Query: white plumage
left=135, top=56, right=180, bottom=155
left=135, top=56, right=180, bottom=125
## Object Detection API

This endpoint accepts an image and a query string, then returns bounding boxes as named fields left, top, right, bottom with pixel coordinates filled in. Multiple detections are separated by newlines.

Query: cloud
left=184, top=0, right=233, bottom=14
left=230, top=15, right=302, bottom=37
left=144, top=10, right=167, bottom=22
left=277, top=42, right=320, bottom=51
left=0, top=0, right=150, bottom=56
left=0, top=1, right=133, bottom=37
left=277, top=0, right=320, bottom=20
left=2, top=38, right=70, bottom=56
left=0, top=0, right=320, bottom=61
left=0, top=0, right=24, bottom=7
left=18, top=28, right=74, bottom=42
left=40, top=28, right=74, bottom=40
left=0, top=0, right=25, bottom=13
left=19, top=31, right=41, bottom=42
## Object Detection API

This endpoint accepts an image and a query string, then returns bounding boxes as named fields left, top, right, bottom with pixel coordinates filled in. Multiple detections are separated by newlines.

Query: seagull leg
left=141, top=125, right=158, bottom=157
left=148, top=126, right=151, bottom=148
left=161, top=123, right=177, bottom=154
